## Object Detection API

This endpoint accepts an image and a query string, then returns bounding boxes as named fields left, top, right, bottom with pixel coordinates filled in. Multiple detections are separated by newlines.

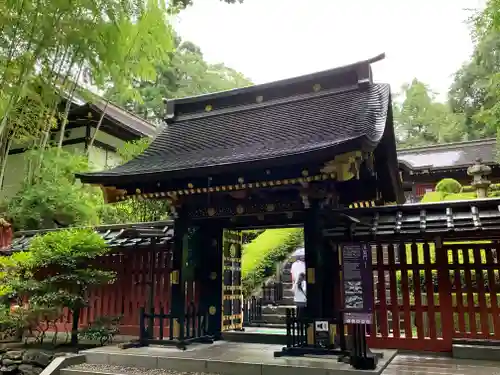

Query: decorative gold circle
left=256, top=95, right=264, bottom=103
left=238, top=177, right=244, bottom=183
left=208, top=208, right=216, bottom=216
left=209, top=306, right=216, bottom=315
left=302, top=169, right=309, bottom=177
left=205, top=104, right=212, bottom=112
left=135, top=188, right=141, bottom=194
left=236, top=205, right=244, bottom=214
left=266, top=204, right=275, bottom=212
left=188, top=183, right=194, bottom=188
left=230, top=244, right=237, bottom=257
left=313, top=83, right=321, bottom=92
left=210, top=272, right=217, bottom=280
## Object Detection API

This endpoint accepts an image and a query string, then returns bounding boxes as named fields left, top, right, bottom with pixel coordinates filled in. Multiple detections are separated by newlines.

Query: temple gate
left=77, top=53, right=405, bottom=368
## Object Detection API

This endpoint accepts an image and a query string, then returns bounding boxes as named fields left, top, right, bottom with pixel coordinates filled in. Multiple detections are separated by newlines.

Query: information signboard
left=341, top=243, right=373, bottom=324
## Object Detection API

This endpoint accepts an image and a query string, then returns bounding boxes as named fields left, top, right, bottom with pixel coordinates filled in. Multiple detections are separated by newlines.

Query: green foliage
left=5, top=148, right=102, bottom=231
left=448, top=33, right=500, bottom=140
left=79, top=315, right=122, bottom=346
left=242, top=229, right=265, bottom=244
left=242, top=228, right=303, bottom=297
left=99, top=137, right=170, bottom=224
left=435, top=178, right=462, bottom=194
left=393, top=79, right=466, bottom=147
left=108, top=39, right=252, bottom=122
left=0, top=228, right=114, bottom=344
left=117, top=137, right=152, bottom=162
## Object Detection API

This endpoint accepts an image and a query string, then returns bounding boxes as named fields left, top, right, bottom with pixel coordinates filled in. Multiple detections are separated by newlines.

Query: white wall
left=0, top=129, right=129, bottom=199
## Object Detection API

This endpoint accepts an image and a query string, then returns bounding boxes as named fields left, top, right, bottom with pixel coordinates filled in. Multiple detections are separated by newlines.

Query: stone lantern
left=467, top=158, right=492, bottom=198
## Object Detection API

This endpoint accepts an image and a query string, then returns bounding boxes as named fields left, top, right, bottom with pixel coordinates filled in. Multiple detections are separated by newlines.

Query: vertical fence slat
left=462, top=248, right=477, bottom=336
left=387, top=244, right=400, bottom=338
left=436, top=243, right=453, bottom=348
left=486, top=247, right=500, bottom=339
left=452, top=248, right=466, bottom=336
left=423, top=242, right=436, bottom=340
left=474, top=247, right=489, bottom=338
left=376, top=244, right=388, bottom=338
left=411, top=242, right=424, bottom=340
left=398, top=243, right=412, bottom=338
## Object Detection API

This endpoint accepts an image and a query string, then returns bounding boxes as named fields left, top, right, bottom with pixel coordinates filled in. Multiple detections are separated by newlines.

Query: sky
left=174, top=0, right=485, bottom=99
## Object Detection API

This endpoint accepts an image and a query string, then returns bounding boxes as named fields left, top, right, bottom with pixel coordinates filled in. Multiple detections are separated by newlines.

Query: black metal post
left=147, top=237, right=156, bottom=339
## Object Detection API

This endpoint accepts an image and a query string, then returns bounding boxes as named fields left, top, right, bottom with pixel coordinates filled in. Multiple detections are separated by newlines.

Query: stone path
left=382, top=354, right=500, bottom=375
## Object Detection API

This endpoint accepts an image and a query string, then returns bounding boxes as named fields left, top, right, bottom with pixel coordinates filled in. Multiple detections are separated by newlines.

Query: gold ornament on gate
left=210, top=272, right=217, bottom=280
left=236, top=205, right=244, bottom=214
left=209, top=306, right=216, bottom=315
left=230, top=244, right=237, bottom=257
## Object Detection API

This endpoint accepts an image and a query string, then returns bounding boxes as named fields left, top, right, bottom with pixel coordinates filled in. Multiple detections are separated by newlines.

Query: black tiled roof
left=323, top=197, right=500, bottom=241
left=397, top=138, right=496, bottom=170
left=5, top=221, right=174, bottom=254
left=77, top=83, right=392, bottom=184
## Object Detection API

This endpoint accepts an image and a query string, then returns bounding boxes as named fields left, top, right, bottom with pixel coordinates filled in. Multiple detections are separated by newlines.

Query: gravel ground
left=69, top=363, right=220, bottom=375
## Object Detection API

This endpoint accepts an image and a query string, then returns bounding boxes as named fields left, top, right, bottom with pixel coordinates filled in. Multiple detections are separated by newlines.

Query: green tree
left=448, top=32, right=500, bottom=139
left=108, top=39, right=252, bottom=122
left=5, top=147, right=101, bottom=231
left=0, top=0, right=175, bottom=189
left=394, top=79, right=466, bottom=147
left=1, top=228, right=115, bottom=345
left=99, top=137, right=171, bottom=224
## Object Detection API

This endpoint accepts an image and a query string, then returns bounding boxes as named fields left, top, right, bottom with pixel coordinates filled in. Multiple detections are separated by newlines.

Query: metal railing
left=243, top=296, right=262, bottom=325
left=137, top=302, right=213, bottom=349
left=262, top=281, right=284, bottom=304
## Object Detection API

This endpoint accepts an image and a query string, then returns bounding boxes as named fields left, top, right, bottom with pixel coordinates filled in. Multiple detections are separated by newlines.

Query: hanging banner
left=341, top=243, right=373, bottom=324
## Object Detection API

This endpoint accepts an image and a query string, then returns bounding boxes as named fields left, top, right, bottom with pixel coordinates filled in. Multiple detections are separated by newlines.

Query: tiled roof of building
left=397, top=138, right=496, bottom=170
left=4, top=221, right=174, bottom=254
left=77, top=54, right=400, bottom=189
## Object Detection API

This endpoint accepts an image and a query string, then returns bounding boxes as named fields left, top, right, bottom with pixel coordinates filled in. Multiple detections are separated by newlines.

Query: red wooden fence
left=50, top=246, right=175, bottom=336
left=367, top=241, right=500, bottom=352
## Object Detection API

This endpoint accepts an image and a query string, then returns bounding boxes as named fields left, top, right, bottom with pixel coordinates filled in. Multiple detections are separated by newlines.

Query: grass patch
left=242, top=228, right=303, bottom=297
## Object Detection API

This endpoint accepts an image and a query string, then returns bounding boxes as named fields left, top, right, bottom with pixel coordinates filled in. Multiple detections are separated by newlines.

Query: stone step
left=260, top=314, right=286, bottom=324
left=262, top=304, right=295, bottom=315
left=452, top=344, right=500, bottom=361
left=244, top=322, right=286, bottom=329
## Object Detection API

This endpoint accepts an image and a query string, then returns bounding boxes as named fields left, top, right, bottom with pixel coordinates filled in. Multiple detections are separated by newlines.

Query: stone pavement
left=382, top=354, right=500, bottom=375
left=82, top=341, right=397, bottom=375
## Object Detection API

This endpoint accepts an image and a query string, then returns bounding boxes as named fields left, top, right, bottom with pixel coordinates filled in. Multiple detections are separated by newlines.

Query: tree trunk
left=86, top=101, right=109, bottom=153
left=71, top=307, right=81, bottom=346
left=0, top=137, right=13, bottom=190
left=58, top=60, right=85, bottom=150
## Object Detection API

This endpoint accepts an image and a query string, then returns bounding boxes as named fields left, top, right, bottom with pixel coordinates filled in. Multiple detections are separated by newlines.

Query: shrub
left=242, top=228, right=303, bottom=297
left=79, top=315, right=122, bottom=346
left=435, top=178, right=462, bottom=194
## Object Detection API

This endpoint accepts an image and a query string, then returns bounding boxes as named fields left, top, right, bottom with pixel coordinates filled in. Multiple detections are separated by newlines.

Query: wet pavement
left=382, top=354, right=500, bottom=375
left=83, top=341, right=397, bottom=374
